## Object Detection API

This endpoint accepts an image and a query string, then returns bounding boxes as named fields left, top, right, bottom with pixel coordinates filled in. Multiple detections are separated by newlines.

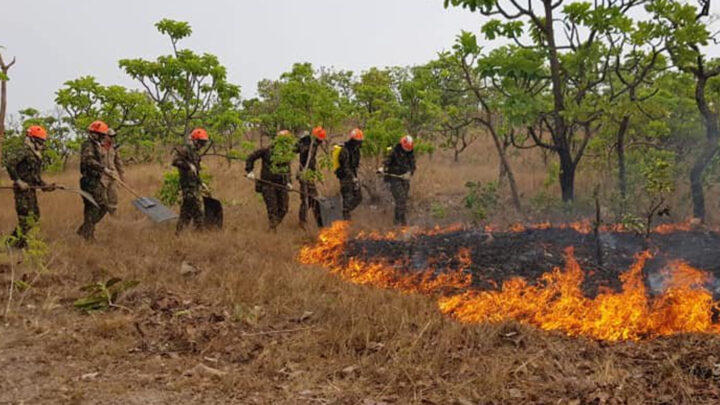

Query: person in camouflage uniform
left=77, top=120, right=112, bottom=241
left=335, top=128, right=364, bottom=220
left=296, top=126, right=326, bottom=228
left=4, top=125, right=55, bottom=248
left=380, top=135, right=416, bottom=226
left=246, top=130, right=294, bottom=231
left=101, top=129, right=124, bottom=215
left=172, top=128, right=209, bottom=233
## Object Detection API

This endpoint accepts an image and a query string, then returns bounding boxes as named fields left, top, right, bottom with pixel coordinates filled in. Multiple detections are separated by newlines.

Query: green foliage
left=430, top=202, right=448, bottom=219
left=639, top=150, right=676, bottom=196
left=74, top=278, right=139, bottom=312
left=119, top=19, right=240, bottom=138
left=463, top=181, right=499, bottom=224
left=270, top=135, right=297, bottom=175
left=2, top=217, right=48, bottom=271
left=156, top=170, right=213, bottom=206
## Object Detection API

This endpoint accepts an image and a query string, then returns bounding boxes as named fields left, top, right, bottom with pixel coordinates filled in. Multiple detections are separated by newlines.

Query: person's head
left=273, top=129, right=293, bottom=145
left=348, top=128, right=364, bottom=146
left=190, top=128, right=209, bottom=150
left=26, top=125, right=47, bottom=150
left=88, top=120, right=110, bottom=141
left=400, top=135, right=414, bottom=152
left=311, top=126, right=327, bottom=142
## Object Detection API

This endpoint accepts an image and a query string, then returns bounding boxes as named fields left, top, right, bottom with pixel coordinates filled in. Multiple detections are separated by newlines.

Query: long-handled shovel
left=109, top=176, right=178, bottom=223
left=247, top=177, right=343, bottom=227
left=0, top=184, right=99, bottom=208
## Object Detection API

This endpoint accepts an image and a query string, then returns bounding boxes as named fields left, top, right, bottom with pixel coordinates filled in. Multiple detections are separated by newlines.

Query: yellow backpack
left=331, top=145, right=343, bottom=172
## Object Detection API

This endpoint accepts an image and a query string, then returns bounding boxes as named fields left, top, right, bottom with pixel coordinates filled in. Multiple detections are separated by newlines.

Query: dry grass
left=1, top=143, right=720, bottom=404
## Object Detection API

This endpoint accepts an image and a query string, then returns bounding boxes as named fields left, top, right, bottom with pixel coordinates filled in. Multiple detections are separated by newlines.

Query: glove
left=286, top=183, right=293, bottom=191
left=352, top=177, right=359, bottom=184
left=200, top=183, right=211, bottom=197
left=188, top=163, right=198, bottom=175
left=376, top=167, right=385, bottom=174
left=14, top=180, right=29, bottom=191
left=400, top=172, right=412, bottom=180
left=42, top=183, right=57, bottom=192
left=246, top=172, right=256, bottom=180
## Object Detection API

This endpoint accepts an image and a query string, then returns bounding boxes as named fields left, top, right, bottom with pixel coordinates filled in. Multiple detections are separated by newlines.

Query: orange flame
left=300, top=222, right=720, bottom=341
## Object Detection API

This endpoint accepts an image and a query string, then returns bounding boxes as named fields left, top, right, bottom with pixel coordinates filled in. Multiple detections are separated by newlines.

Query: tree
left=445, top=0, right=646, bottom=203
left=247, top=63, right=344, bottom=136
left=55, top=75, right=159, bottom=163
left=649, top=0, right=720, bottom=221
left=0, top=47, right=16, bottom=163
left=119, top=19, right=240, bottom=139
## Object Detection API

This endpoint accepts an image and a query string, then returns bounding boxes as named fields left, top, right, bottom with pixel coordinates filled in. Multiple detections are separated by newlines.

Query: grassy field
left=1, top=143, right=720, bottom=404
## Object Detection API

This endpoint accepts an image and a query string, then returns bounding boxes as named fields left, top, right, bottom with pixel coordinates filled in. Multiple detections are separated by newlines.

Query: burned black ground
left=345, top=227, right=720, bottom=297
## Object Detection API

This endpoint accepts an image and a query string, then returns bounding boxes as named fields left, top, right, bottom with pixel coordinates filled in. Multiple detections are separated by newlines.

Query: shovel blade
left=203, top=196, right=223, bottom=229
left=316, top=195, right=344, bottom=227
left=131, top=196, right=177, bottom=223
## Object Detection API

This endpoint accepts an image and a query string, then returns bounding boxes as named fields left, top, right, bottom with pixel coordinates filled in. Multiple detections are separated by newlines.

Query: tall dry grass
left=0, top=143, right=719, bottom=404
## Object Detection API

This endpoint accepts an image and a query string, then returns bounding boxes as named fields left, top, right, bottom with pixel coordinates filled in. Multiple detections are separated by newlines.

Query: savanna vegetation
left=2, top=1, right=720, bottom=403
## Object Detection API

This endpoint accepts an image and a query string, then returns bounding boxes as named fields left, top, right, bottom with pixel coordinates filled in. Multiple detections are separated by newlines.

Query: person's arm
left=172, top=146, right=190, bottom=170
left=245, top=148, right=265, bottom=174
left=338, top=148, right=352, bottom=179
left=4, top=150, right=21, bottom=181
left=81, top=141, right=105, bottom=173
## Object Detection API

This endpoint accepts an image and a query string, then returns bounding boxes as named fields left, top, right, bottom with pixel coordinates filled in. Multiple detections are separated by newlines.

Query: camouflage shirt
left=172, top=144, right=202, bottom=193
left=4, top=142, right=45, bottom=187
left=80, top=139, right=106, bottom=179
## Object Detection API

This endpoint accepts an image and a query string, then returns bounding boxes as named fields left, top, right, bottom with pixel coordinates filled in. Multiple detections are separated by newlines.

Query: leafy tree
left=55, top=76, right=159, bottom=163
left=246, top=63, right=344, bottom=137
left=119, top=19, right=240, bottom=139
left=445, top=0, right=646, bottom=203
left=649, top=0, right=720, bottom=221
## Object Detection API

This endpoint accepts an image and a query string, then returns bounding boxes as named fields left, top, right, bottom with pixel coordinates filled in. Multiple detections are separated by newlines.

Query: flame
left=301, top=222, right=720, bottom=341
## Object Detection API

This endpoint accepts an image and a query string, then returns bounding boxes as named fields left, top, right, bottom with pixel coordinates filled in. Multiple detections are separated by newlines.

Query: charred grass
left=1, top=144, right=720, bottom=404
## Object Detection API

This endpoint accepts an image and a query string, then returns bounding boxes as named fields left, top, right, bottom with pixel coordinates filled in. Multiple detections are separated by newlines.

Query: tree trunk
left=0, top=54, right=15, bottom=163
left=559, top=149, right=576, bottom=203
left=454, top=149, right=460, bottom=163
left=690, top=74, right=719, bottom=221
left=543, top=0, right=572, bottom=202
left=486, top=124, right=522, bottom=213
left=617, top=115, right=630, bottom=202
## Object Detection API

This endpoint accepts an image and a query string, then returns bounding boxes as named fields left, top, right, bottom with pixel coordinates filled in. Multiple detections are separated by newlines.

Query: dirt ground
left=2, top=145, right=720, bottom=404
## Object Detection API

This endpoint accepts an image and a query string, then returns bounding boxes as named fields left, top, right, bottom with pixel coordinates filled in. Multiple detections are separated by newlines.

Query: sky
left=3, top=0, right=720, bottom=116
left=1, top=0, right=483, bottom=114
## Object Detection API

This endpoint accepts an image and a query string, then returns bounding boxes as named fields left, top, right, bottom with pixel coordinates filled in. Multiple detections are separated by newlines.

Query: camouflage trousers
left=340, top=178, right=362, bottom=220
left=106, top=180, right=119, bottom=215
left=177, top=189, right=204, bottom=233
left=77, top=177, right=108, bottom=241
left=11, top=190, right=40, bottom=248
left=261, top=184, right=289, bottom=230
left=299, top=180, right=322, bottom=227
left=389, top=178, right=410, bottom=226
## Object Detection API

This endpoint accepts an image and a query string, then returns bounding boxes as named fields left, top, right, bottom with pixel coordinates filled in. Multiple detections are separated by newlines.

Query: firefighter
left=77, top=121, right=111, bottom=241
left=172, top=128, right=209, bottom=233
left=297, top=126, right=326, bottom=228
left=335, top=128, right=363, bottom=220
left=379, top=135, right=416, bottom=226
left=246, top=130, right=294, bottom=231
left=4, top=125, right=56, bottom=248
left=102, top=129, right=124, bottom=215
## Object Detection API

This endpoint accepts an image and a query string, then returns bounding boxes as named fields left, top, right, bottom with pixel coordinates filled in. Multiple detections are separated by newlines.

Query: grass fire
left=301, top=221, right=720, bottom=342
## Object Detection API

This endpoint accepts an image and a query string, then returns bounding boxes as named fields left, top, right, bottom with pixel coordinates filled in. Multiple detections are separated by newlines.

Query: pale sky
left=2, top=0, right=720, bottom=116
left=1, top=0, right=482, bottom=114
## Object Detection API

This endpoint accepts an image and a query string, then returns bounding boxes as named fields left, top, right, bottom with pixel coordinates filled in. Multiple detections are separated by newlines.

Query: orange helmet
left=349, top=128, right=364, bottom=141
left=88, top=120, right=110, bottom=135
left=312, top=126, right=327, bottom=141
left=26, top=125, right=47, bottom=140
left=400, top=135, right=414, bottom=151
left=190, top=128, right=209, bottom=141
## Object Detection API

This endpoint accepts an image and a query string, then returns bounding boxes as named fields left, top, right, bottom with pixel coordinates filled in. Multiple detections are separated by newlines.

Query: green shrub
left=464, top=181, right=499, bottom=224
